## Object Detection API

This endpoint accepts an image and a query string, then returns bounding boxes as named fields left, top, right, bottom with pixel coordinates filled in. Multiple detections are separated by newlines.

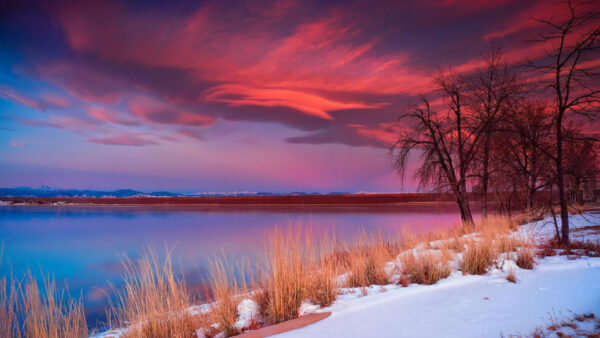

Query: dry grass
left=0, top=272, right=87, bottom=338
left=459, top=237, right=498, bottom=275
left=305, top=255, right=338, bottom=307
left=506, top=269, right=517, bottom=283
left=398, top=249, right=451, bottom=285
left=254, top=228, right=309, bottom=324
left=108, top=249, right=198, bottom=338
left=346, top=232, right=391, bottom=287
left=207, top=256, right=244, bottom=337
left=515, top=246, right=536, bottom=270
left=0, top=276, right=18, bottom=338
left=254, top=229, right=342, bottom=324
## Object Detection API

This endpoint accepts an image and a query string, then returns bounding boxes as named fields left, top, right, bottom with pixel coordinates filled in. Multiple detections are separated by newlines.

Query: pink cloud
left=87, top=134, right=158, bottom=146
left=203, top=84, right=383, bottom=120
left=87, top=106, right=139, bottom=126
left=40, top=93, right=72, bottom=108
left=36, top=61, right=124, bottom=104
left=54, top=1, right=434, bottom=100
left=0, top=88, right=43, bottom=110
left=127, top=95, right=216, bottom=126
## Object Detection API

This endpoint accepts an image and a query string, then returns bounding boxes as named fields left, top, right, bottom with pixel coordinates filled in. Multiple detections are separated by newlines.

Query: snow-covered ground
left=277, top=212, right=600, bottom=338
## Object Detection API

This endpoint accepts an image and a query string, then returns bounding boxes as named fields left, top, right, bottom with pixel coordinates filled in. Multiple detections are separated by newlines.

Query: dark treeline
left=392, top=0, right=600, bottom=244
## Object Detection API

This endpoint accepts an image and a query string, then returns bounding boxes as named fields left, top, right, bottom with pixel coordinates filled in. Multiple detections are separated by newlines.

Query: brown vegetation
left=0, top=272, right=87, bottom=338
left=459, top=238, right=498, bottom=275
left=108, top=249, right=198, bottom=338
left=399, top=249, right=451, bottom=285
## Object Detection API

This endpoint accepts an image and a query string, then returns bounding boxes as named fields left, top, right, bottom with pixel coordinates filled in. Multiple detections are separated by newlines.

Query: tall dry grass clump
left=255, top=228, right=338, bottom=324
left=459, top=237, right=498, bottom=275
left=0, top=276, right=18, bottom=338
left=109, top=249, right=197, bottom=338
left=0, top=272, right=87, bottom=338
left=346, top=232, right=392, bottom=287
left=207, top=256, right=246, bottom=336
left=254, top=228, right=308, bottom=324
left=515, top=242, right=536, bottom=270
left=305, top=238, right=339, bottom=307
left=398, top=249, right=451, bottom=285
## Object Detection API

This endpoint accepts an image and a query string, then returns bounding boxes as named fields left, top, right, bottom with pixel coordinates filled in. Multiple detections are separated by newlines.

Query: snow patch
left=298, top=300, right=320, bottom=316
left=235, top=299, right=260, bottom=330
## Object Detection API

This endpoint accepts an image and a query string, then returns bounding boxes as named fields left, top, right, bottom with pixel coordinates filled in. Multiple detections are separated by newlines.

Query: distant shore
left=0, top=193, right=467, bottom=206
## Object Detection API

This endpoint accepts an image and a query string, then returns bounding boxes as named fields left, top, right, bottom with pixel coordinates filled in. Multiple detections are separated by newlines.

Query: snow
left=298, top=300, right=320, bottom=316
left=277, top=211, right=600, bottom=338
left=234, top=299, right=260, bottom=330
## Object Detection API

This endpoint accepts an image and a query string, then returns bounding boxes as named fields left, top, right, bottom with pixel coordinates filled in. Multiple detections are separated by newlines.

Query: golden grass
left=254, top=228, right=309, bottom=324
left=398, top=248, right=451, bottom=285
left=254, top=228, right=341, bottom=324
left=108, top=248, right=198, bottom=338
left=207, top=256, right=244, bottom=337
left=346, top=232, right=392, bottom=287
left=0, top=272, right=87, bottom=338
left=515, top=246, right=536, bottom=270
left=459, top=237, right=498, bottom=275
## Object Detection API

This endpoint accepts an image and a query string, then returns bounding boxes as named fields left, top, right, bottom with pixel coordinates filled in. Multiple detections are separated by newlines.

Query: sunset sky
left=0, top=0, right=589, bottom=193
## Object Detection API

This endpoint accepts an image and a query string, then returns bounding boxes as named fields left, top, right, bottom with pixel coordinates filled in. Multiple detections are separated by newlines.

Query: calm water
left=0, top=203, right=476, bottom=326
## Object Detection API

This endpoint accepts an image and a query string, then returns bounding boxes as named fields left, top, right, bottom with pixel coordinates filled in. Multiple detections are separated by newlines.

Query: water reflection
left=0, top=203, right=477, bottom=326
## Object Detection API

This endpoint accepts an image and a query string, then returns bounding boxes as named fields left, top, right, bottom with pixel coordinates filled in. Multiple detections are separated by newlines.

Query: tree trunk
left=556, top=114, right=569, bottom=245
left=481, top=135, right=490, bottom=218
left=457, top=193, right=474, bottom=226
left=527, top=188, right=535, bottom=210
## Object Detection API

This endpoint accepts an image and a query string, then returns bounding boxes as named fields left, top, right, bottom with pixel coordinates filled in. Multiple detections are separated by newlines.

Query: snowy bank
left=276, top=211, right=600, bottom=338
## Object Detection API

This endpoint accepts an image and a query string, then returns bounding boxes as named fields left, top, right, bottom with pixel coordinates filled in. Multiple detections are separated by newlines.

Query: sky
left=0, top=0, right=595, bottom=193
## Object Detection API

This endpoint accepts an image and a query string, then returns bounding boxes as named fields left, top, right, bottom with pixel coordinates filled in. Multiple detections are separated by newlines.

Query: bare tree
left=494, top=100, right=554, bottom=210
left=563, top=128, right=599, bottom=204
left=464, top=47, right=523, bottom=218
left=526, top=0, right=600, bottom=244
left=391, top=72, right=490, bottom=226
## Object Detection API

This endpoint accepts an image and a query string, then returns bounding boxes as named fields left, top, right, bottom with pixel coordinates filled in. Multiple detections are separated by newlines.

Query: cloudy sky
left=0, top=0, right=592, bottom=193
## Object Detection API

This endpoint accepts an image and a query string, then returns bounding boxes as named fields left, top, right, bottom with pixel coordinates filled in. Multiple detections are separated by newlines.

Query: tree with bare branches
left=493, top=100, right=555, bottom=210
left=391, top=72, right=492, bottom=226
left=464, top=47, right=524, bottom=218
left=526, top=0, right=600, bottom=244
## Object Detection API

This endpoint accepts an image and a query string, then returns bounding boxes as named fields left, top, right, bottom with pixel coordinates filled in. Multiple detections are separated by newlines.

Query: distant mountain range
left=0, top=186, right=350, bottom=198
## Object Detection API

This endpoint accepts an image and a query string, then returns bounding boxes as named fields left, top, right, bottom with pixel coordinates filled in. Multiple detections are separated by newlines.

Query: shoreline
left=0, top=192, right=490, bottom=207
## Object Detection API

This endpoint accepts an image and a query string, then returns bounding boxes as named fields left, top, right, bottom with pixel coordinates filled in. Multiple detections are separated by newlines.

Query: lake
left=0, top=203, right=476, bottom=327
